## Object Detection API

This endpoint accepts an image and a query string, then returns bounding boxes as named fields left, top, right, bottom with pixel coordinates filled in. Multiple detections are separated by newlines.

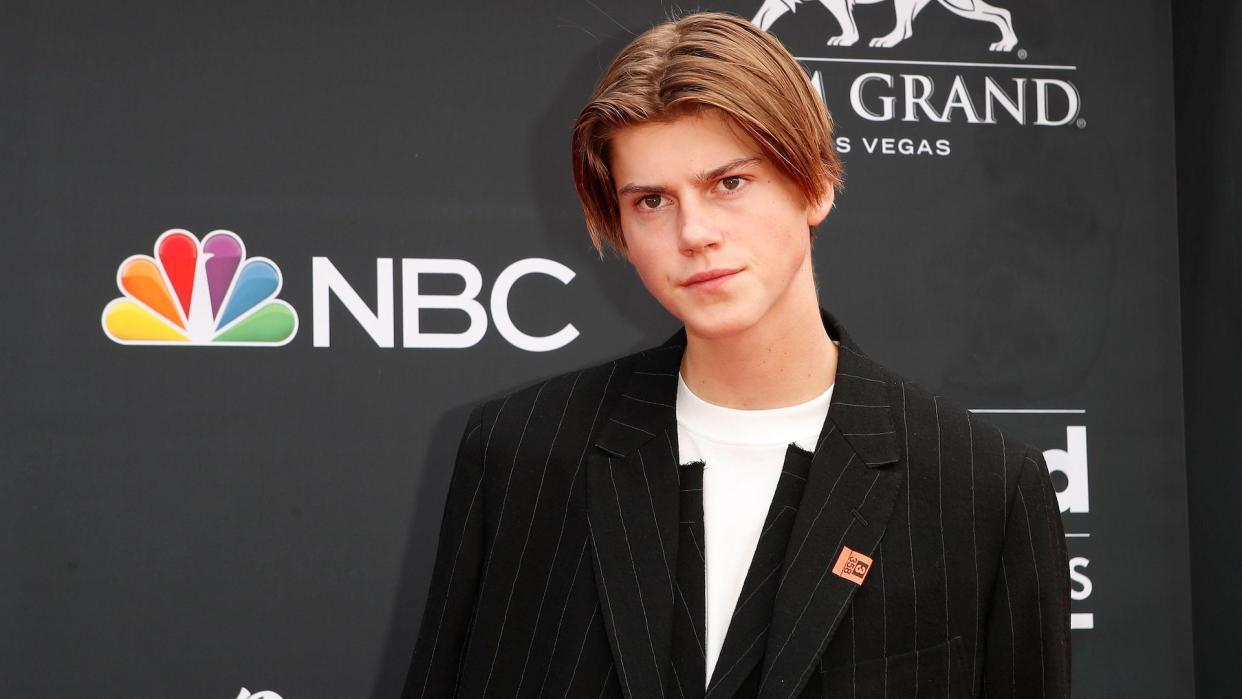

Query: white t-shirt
left=675, top=372, right=833, bottom=685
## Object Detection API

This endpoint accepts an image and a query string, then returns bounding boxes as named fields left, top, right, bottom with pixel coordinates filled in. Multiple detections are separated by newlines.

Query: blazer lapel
left=757, top=311, right=906, bottom=699
left=587, top=337, right=685, bottom=699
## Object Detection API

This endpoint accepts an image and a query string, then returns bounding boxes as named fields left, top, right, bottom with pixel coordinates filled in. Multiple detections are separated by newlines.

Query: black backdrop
left=1174, top=3, right=1242, bottom=699
left=2, top=1, right=1223, bottom=697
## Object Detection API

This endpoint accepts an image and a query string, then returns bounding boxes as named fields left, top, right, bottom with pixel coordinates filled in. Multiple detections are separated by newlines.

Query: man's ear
left=807, top=185, right=835, bottom=228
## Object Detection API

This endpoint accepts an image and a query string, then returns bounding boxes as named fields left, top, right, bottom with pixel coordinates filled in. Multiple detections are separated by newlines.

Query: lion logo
left=753, top=0, right=1019, bottom=52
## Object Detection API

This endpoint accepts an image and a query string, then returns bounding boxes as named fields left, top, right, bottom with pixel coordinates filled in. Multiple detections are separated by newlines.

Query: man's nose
left=677, top=196, right=723, bottom=254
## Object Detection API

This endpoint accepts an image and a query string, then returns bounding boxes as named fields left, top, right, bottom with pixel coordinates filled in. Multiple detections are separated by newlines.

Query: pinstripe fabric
left=669, top=460, right=705, bottom=699
left=402, top=308, right=1070, bottom=698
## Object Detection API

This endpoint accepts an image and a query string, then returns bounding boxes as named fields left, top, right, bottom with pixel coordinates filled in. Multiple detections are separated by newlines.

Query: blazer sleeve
left=402, top=404, right=487, bottom=699
left=981, top=447, right=1072, bottom=698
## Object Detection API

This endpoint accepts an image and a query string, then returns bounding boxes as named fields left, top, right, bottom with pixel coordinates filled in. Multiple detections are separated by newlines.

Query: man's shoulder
left=850, top=348, right=1041, bottom=468
left=470, top=341, right=661, bottom=430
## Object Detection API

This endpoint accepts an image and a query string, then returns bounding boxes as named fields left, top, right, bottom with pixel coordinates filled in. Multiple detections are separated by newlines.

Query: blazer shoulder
left=470, top=343, right=654, bottom=436
left=863, top=355, right=1042, bottom=478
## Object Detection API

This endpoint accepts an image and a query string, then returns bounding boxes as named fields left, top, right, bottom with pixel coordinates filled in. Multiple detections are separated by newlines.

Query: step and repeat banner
left=3, top=1, right=1190, bottom=697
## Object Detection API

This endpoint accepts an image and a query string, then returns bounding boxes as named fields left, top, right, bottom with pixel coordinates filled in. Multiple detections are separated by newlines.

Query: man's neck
left=679, top=297, right=839, bottom=410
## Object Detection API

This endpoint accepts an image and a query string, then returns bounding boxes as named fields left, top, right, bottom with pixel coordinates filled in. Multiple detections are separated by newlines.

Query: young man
left=403, top=11, right=1069, bottom=699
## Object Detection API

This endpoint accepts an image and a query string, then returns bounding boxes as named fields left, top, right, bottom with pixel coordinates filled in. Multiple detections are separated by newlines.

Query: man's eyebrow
left=615, top=156, right=764, bottom=196
left=696, top=156, right=763, bottom=184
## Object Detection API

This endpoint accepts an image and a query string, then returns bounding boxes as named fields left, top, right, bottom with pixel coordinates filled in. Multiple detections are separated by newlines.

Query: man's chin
left=679, top=305, right=760, bottom=341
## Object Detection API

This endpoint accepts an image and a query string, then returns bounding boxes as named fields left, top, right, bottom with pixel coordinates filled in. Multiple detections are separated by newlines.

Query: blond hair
left=571, top=11, right=844, bottom=258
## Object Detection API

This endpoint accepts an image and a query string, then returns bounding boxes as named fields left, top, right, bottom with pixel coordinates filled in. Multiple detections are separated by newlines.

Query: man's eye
left=640, top=194, right=663, bottom=209
left=720, top=176, right=744, bottom=191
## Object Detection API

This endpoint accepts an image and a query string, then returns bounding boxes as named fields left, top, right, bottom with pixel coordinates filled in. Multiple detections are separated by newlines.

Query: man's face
left=609, top=108, right=832, bottom=340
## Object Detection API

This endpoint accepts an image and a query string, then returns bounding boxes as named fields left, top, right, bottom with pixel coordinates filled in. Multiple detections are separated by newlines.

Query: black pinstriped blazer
left=402, top=308, right=1070, bottom=698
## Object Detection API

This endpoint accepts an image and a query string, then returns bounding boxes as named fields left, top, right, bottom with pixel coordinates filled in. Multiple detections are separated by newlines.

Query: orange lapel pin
left=832, top=546, right=873, bottom=585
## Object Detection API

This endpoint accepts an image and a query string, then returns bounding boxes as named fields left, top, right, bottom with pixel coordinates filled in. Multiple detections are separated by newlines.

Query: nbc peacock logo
left=101, top=229, right=298, bottom=346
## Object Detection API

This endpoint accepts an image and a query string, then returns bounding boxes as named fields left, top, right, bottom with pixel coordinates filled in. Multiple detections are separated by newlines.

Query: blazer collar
left=593, top=307, right=900, bottom=468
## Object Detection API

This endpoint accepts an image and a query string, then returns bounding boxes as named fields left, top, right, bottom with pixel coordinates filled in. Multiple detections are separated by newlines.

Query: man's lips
left=682, top=268, right=742, bottom=288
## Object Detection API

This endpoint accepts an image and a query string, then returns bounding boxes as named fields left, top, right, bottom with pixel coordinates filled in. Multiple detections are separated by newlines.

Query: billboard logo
left=102, top=229, right=298, bottom=346
left=1046, top=426, right=1090, bottom=514
left=753, top=0, right=1019, bottom=51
